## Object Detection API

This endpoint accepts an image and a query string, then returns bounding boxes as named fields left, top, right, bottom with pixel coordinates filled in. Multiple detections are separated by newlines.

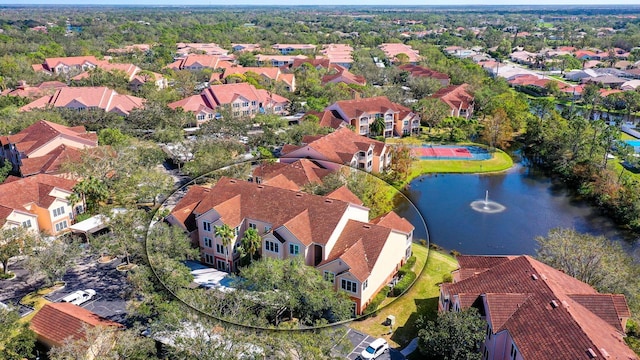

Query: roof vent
left=600, top=348, right=609, bottom=358
left=324, top=199, right=333, bottom=203
left=586, top=348, right=598, bottom=358
left=257, top=185, right=264, bottom=189
left=562, top=300, right=570, bottom=309
left=295, top=193, right=303, bottom=197
left=363, top=224, right=371, bottom=229
left=540, top=274, right=547, bottom=280
left=531, top=274, right=538, bottom=280
left=550, top=300, right=559, bottom=309
left=229, top=179, right=236, bottom=183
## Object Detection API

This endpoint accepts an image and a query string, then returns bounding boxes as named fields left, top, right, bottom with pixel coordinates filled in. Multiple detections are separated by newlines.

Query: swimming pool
left=624, top=140, right=640, bottom=147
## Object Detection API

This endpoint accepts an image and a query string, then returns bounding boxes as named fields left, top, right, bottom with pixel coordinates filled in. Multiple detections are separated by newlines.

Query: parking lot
left=345, top=328, right=404, bottom=360
left=0, top=252, right=130, bottom=324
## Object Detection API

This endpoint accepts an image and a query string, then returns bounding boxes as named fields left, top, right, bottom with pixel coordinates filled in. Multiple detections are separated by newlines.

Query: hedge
left=363, top=286, right=391, bottom=315
left=392, top=271, right=417, bottom=297
left=397, top=255, right=417, bottom=277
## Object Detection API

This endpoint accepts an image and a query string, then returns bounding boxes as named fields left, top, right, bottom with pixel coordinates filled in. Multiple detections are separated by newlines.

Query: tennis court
left=411, top=145, right=491, bottom=160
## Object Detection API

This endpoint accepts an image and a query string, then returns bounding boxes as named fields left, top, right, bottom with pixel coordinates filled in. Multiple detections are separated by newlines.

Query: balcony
left=360, top=118, right=369, bottom=125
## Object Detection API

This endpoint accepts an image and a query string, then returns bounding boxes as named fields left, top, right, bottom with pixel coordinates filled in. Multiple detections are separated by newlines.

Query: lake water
left=395, top=158, right=639, bottom=257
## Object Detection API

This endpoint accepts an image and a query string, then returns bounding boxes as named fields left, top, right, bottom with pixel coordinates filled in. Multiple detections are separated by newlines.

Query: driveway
left=345, top=328, right=404, bottom=360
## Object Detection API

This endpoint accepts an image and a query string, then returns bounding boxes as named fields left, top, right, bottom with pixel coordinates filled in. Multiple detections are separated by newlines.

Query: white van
left=60, top=289, right=96, bottom=305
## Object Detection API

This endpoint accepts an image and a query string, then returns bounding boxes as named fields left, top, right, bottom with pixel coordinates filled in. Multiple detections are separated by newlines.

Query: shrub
left=397, top=256, right=417, bottom=277
left=0, top=271, right=14, bottom=280
left=419, top=239, right=428, bottom=247
left=392, top=271, right=417, bottom=297
left=442, top=273, right=453, bottom=283
left=450, top=249, right=461, bottom=257
left=364, top=286, right=391, bottom=315
left=429, top=242, right=443, bottom=251
left=405, top=255, right=417, bottom=269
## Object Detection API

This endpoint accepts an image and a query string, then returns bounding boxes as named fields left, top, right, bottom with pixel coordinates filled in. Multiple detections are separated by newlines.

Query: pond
left=395, top=156, right=640, bottom=257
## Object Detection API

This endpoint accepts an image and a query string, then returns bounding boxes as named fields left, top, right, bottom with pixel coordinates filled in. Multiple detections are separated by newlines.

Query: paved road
left=345, top=328, right=404, bottom=360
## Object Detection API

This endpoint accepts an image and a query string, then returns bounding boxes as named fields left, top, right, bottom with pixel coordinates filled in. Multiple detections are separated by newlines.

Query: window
left=242, top=102, right=249, bottom=107
left=324, top=271, right=335, bottom=284
left=233, top=111, right=240, bottom=116
left=249, top=223, right=257, bottom=230
left=55, top=220, right=68, bottom=232
left=197, top=114, right=205, bottom=120
left=266, top=240, right=279, bottom=253
left=274, top=106, right=282, bottom=111
left=251, top=101, right=257, bottom=106
left=208, top=113, right=214, bottom=119
left=234, top=227, right=239, bottom=236
left=203, top=221, right=212, bottom=232
left=510, top=344, right=517, bottom=360
left=204, top=253, right=214, bottom=264
left=341, top=279, right=357, bottom=293
left=204, top=237, right=212, bottom=248
left=403, top=120, right=409, bottom=125
left=242, top=110, right=250, bottom=116
left=216, top=244, right=228, bottom=254
left=289, top=244, right=299, bottom=255
left=52, top=206, right=65, bottom=217
left=233, top=103, right=240, bottom=108
left=22, top=220, right=31, bottom=228
left=362, top=279, right=368, bottom=290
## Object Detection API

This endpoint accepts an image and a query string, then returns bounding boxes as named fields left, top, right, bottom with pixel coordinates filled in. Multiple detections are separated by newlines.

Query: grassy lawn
left=409, top=149, right=513, bottom=180
left=349, top=246, right=458, bottom=348
left=18, top=286, right=58, bottom=323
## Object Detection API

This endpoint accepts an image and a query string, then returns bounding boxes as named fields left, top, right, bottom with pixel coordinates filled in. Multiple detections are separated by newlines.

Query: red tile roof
left=321, top=220, right=391, bottom=281
left=329, top=96, right=412, bottom=121
left=169, top=83, right=289, bottom=114
left=322, top=66, right=366, bottom=86
left=442, top=255, right=637, bottom=360
left=19, top=144, right=83, bottom=176
left=398, top=64, right=450, bottom=81
left=432, top=84, right=474, bottom=111
left=371, top=211, right=414, bottom=234
left=0, top=120, right=97, bottom=156
left=327, top=185, right=363, bottom=206
left=3, top=81, right=67, bottom=99
left=41, top=56, right=100, bottom=72
left=254, top=159, right=333, bottom=189
left=0, top=173, right=77, bottom=212
left=30, top=302, right=122, bottom=347
left=165, top=54, right=232, bottom=71
left=305, top=110, right=346, bottom=130
left=281, top=127, right=387, bottom=166
left=20, top=87, right=144, bottom=115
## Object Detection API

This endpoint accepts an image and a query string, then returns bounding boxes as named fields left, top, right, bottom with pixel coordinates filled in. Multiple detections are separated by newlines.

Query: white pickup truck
left=60, top=289, right=96, bottom=306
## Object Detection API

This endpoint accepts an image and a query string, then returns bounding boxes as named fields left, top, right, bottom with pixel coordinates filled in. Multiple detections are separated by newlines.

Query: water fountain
left=470, top=190, right=506, bottom=214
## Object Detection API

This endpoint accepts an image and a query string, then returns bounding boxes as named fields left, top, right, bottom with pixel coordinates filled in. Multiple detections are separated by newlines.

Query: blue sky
left=2, top=0, right=639, bottom=5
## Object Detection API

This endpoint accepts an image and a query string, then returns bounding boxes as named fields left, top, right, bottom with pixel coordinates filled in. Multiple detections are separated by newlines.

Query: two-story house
left=168, top=83, right=289, bottom=125
left=165, top=54, right=234, bottom=72
left=324, top=96, right=421, bottom=137
left=431, top=84, right=475, bottom=120
left=256, top=54, right=308, bottom=67
left=272, top=44, right=316, bottom=55
left=440, top=255, right=637, bottom=360
left=166, top=177, right=414, bottom=315
left=20, top=87, right=145, bottom=116
left=398, top=64, right=451, bottom=87
left=32, top=56, right=101, bottom=75
left=0, top=174, right=81, bottom=236
left=279, top=127, right=392, bottom=173
left=0, top=120, right=98, bottom=176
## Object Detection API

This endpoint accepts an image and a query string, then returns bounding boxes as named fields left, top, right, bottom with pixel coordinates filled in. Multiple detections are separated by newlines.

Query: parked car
left=60, top=289, right=96, bottom=306
left=360, top=338, right=389, bottom=359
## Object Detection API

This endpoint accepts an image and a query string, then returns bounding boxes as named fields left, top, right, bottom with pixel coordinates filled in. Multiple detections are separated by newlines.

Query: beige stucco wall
left=360, top=231, right=406, bottom=307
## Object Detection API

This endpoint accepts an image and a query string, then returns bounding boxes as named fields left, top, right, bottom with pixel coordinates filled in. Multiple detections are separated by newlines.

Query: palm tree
left=241, top=228, right=262, bottom=264
left=214, top=224, right=235, bottom=272
left=369, top=116, right=386, bottom=137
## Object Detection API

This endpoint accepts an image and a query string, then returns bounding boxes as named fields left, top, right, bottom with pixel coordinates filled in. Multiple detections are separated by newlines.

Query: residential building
left=324, top=96, right=421, bottom=137
left=168, top=82, right=289, bottom=124
left=290, top=58, right=331, bottom=71
left=219, top=66, right=296, bottom=92
left=440, top=255, right=637, bottom=360
left=166, top=177, right=414, bottom=315
left=0, top=120, right=98, bottom=176
left=378, top=43, right=421, bottom=64
left=581, top=74, right=628, bottom=89
left=231, top=43, right=261, bottom=53
left=20, top=87, right=145, bottom=116
left=432, top=84, right=475, bottom=119
left=69, top=61, right=167, bottom=90
left=272, top=43, right=316, bottom=55
left=32, top=56, right=101, bottom=75
left=256, top=54, right=308, bottom=67
left=251, top=159, right=333, bottom=189
left=398, top=64, right=451, bottom=86
left=165, top=54, right=234, bottom=72
left=176, top=42, right=229, bottom=57
left=321, top=66, right=367, bottom=86
left=280, top=127, right=392, bottom=173
left=0, top=174, right=80, bottom=235
left=565, top=69, right=599, bottom=82
left=320, top=44, right=354, bottom=68
left=30, top=302, right=122, bottom=357
left=1, top=81, right=67, bottom=99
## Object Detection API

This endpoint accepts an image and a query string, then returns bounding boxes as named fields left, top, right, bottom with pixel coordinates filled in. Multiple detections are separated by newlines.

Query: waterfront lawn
left=409, top=148, right=513, bottom=179
left=349, top=246, right=458, bottom=348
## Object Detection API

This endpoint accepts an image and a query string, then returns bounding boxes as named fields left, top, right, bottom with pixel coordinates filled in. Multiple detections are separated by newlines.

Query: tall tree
left=214, top=224, right=235, bottom=272
left=0, top=307, right=36, bottom=360
left=0, top=227, right=35, bottom=275
left=417, top=307, right=485, bottom=360
left=414, top=97, right=451, bottom=132
left=240, top=228, right=261, bottom=265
